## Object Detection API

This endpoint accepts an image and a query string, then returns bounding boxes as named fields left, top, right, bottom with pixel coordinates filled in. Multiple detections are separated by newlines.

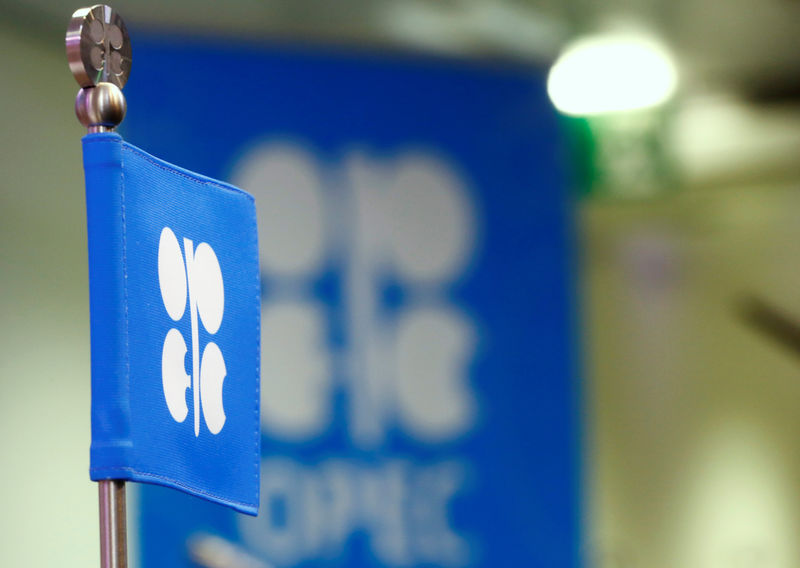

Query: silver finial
left=66, top=4, right=131, bottom=89
left=66, top=5, right=131, bottom=132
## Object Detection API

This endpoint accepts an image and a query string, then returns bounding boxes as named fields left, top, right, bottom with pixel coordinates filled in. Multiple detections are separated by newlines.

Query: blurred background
left=1, top=0, right=800, bottom=567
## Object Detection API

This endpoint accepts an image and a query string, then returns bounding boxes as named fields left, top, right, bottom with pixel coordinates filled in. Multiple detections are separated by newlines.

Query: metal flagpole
left=66, top=5, right=131, bottom=568
left=98, top=480, right=128, bottom=568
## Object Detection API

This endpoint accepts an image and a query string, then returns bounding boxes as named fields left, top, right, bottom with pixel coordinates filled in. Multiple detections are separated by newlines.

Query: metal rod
left=67, top=7, right=132, bottom=568
left=98, top=480, right=128, bottom=568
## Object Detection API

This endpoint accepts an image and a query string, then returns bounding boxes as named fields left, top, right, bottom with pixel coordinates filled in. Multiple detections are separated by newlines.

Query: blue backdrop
left=126, top=34, right=580, bottom=568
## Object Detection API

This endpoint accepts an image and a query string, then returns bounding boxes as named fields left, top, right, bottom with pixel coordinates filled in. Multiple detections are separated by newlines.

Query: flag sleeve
left=83, top=133, right=134, bottom=477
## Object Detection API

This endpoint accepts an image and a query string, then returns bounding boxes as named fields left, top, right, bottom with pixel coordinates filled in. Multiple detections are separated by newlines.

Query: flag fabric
left=82, top=132, right=260, bottom=515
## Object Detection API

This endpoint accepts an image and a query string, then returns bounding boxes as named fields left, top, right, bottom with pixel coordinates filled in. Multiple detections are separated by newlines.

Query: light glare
left=548, top=34, right=678, bottom=116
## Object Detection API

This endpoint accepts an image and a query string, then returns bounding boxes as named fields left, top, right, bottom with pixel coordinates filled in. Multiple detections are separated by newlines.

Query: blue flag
left=82, top=132, right=260, bottom=515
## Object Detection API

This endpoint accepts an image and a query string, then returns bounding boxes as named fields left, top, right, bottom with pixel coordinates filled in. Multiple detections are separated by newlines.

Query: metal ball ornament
left=75, top=82, right=127, bottom=132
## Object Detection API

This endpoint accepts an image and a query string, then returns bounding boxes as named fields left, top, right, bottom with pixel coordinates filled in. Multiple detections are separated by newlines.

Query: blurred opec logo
left=234, top=142, right=478, bottom=448
left=231, top=142, right=480, bottom=566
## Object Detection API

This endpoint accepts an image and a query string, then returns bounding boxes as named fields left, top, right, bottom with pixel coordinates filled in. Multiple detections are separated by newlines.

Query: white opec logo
left=158, top=227, right=227, bottom=436
left=233, top=142, right=477, bottom=448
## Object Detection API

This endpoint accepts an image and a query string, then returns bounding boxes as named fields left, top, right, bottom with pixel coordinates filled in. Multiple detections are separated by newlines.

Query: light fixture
left=547, top=32, right=678, bottom=116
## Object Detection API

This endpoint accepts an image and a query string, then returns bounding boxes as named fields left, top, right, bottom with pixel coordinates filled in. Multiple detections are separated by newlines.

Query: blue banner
left=82, top=132, right=260, bottom=515
left=128, top=36, right=579, bottom=567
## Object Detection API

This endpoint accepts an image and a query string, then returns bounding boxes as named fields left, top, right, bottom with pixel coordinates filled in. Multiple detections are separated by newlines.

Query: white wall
left=0, top=24, right=98, bottom=567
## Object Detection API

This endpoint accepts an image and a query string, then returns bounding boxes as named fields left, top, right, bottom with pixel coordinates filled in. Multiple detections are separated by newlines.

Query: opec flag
left=82, top=132, right=260, bottom=515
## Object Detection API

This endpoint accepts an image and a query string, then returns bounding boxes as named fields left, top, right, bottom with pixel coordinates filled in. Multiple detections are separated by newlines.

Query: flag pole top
left=66, top=5, right=131, bottom=133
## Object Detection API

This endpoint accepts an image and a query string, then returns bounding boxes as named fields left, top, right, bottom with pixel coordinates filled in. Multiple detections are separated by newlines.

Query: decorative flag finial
left=66, top=5, right=131, bottom=132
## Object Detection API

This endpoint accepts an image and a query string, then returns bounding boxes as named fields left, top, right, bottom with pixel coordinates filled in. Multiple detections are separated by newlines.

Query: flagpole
left=66, top=5, right=131, bottom=567
left=98, top=480, right=128, bottom=568
left=75, top=69, right=130, bottom=568
left=80, top=78, right=130, bottom=566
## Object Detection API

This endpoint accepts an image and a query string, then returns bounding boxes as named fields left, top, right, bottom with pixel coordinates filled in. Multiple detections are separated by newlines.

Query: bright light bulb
left=547, top=33, right=678, bottom=116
